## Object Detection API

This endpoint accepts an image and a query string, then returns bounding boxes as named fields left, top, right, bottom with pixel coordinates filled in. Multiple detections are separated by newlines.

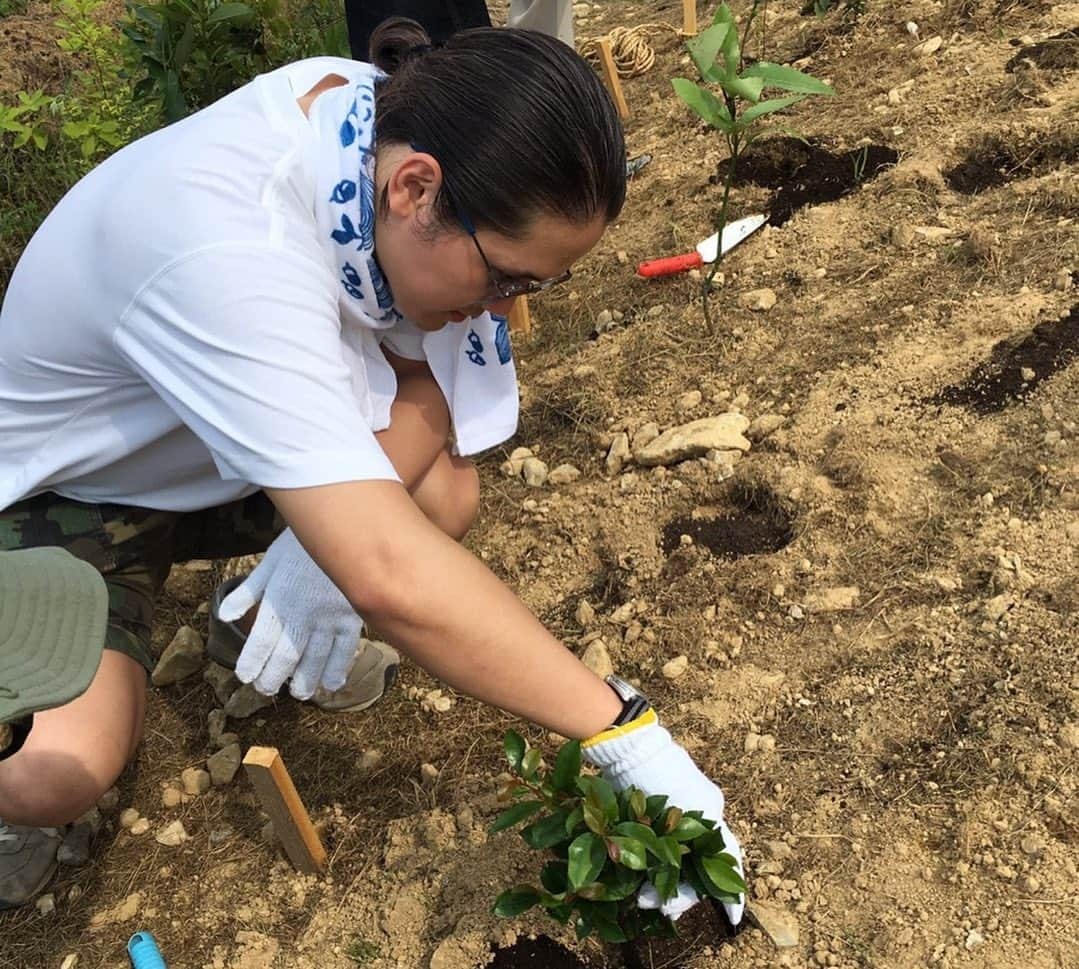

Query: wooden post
left=596, top=38, right=630, bottom=121
left=682, top=0, right=698, bottom=36
left=243, top=746, right=326, bottom=873
left=508, top=295, right=531, bottom=335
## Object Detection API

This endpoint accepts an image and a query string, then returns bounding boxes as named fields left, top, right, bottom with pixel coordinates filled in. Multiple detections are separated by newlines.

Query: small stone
left=207, top=708, right=227, bottom=743
left=1059, top=722, right=1079, bottom=748
left=1020, top=833, right=1045, bottom=856
left=739, top=288, right=777, bottom=311
left=744, top=732, right=761, bottom=753
left=1020, top=366, right=1036, bottom=382
left=203, top=662, right=240, bottom=706
left=360, top=749, right=383, bottom=770
left=207, top=742, right=242, bottom=786
left=57, top=823, right=92, bottom=866
left=915, top=35, right=943, bottom=55
left=580, top=639, right=614, bottom=679
left=89, top=892, right=141, bottom=929
left=747, top=900, right=799, bottom=947
left=521, top=457, right=549, bottom=487
left=129, top=818, right=151, bottom=836
left=60, top=956, right=79, bottom=969
left=635, top=415, right=751, bottom=467
left=985, top=594, right=1012, bottom=621
left=35, top=893, right=55, bottom=915
left=747, top=413, right=787, bottom=442
left=155, top=820, right=188, bottom=847
left=209, top=825, right=234, bottom=846
left=616, top=250, right=629, bottom=265
left=162, top=787, right=183, bottom=808
left=678, top=390, right=703, bottom=411
left=96, top=787, right=119, bottom=813
left=758, top=734, right=777, bottom=752
left=964, top=929, right=985, bottom=950
left=151, top=626, right=205, bottom=686
left=891, top=223, right=916, bottom=248
left=803, top=587, right=860, bottom=614
left=606, top=433, right=631, bottom=475
left=1020, top=874, right=1041, bottom=892
left=119, top=808, right=140, bottom=830
left=223, top=683, right=273, bottom=719
left=766, top=841, right=793, bottom=860
left=595, top=309, right=614, bottom=329
left=547, top=463, right=581, bottom=485
left=631, top=422, right=660, bottom=452
left=181, top=767, right=212, bottom=796
left=1053, top=269, right=1073, bottom=290
left=214, top=731, right=240, bottom=750
left=420, top=763, right=440, bottom=784
left=261, top=820, right=277, bottom=843
left=662, top=655, right=689, bottom=679
left=788, top=604, right=805, bottom=620
left=575, top=599, right=596, bottom=627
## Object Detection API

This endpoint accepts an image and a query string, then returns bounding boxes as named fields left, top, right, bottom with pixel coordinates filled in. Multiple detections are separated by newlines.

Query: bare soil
left=1, top=1, right=1077, bottom=968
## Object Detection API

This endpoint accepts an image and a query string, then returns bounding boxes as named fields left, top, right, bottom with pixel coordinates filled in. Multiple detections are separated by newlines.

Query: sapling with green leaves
left=490, top=730, right=746, bottom=947
left=672, top=2, right=835, bottom=329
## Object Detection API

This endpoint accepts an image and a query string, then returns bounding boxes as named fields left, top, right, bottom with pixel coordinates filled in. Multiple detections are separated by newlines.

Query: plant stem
left=701, top=130, right=739, bottom=334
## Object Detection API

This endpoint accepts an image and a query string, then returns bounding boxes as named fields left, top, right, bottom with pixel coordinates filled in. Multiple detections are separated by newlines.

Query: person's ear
left=385, top=151, right=442, bottom=220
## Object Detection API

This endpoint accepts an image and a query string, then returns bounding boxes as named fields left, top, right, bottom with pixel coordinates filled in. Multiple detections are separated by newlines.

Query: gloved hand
left=217, top=529, right=362, bottom=700
left=582, top=710, right=745, bottom=926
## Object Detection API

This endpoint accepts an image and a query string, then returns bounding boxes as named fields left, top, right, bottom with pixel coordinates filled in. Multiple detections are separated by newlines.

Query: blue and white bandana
left=309, top=66, right=519, bottom=455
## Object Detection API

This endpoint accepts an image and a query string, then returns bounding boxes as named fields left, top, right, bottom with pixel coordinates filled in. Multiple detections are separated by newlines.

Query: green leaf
left=31, top=129, right=47, bottom=150
left=662, top=807, right=684, bottom=834
left=645, top=795, right=669, bottom=822
left=741, top=94, right=807, bottom=125
left=594, top=918, right=629, bottom=943
left=652, top=864, right=680, bottom=902
left=692, top=827, right=729, bottom=856
left=672, top=78, right=732, bottom=132
left=721, top=74, right=765, bottom=103
left=579, top=775, right=618, bottom=824
left=504, top=731, right=526, bottom=773
left=656, top=835, right=685, bottom=867
left=540, top=860, right=568, bottom=894
left=602, top=864, right=645, bottom=900
left=742, top=61, right=836, bottom=96
left=567, top=832, right=606, bottom=890
left=564, top=805, right=584, bottom=836
left=174, top=19, right=195, bottom=69
left=697, top=854, right=748, bottom=897
left=574, top=911, right=594, bottom=941
left=521, top=810, right=571, bottom=850
left=551, top=740, right=581, bottom=792
left=576, top=881, right=607, bottom=901
left=492, top=885, right=541, bottom=917
left=521, top=747, right=542, bottom=780
left=206, top=2, right=255, bottom=24
left=607, top=836, right=648, bottom=870
left=686, top=22, right=730, bottom=79
left=670, top=815, right=710, bottom=842
left=583, top=800, right=607, bottom=836
left=717, top=5, right=740, bottom=74
left=613, top=821, right=661, bottom=855
left=629, top=789, right=648, bottom=820
left=489, top=800, right=544, bottom=834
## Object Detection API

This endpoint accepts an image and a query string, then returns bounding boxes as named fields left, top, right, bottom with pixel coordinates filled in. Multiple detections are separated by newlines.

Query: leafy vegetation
left=490, top=730, right=746, bottom=944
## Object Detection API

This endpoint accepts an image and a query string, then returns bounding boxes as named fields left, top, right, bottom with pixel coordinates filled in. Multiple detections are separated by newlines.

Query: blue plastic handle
left=128, top=931, right=166, bottom=969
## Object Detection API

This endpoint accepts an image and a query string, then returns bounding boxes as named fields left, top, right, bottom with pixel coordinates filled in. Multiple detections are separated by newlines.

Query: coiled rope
left=579, top=23, right=681, bottom=78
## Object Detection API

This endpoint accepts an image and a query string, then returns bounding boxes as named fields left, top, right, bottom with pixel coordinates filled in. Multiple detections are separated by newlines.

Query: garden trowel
left=637, top=214, right=767, bottom=279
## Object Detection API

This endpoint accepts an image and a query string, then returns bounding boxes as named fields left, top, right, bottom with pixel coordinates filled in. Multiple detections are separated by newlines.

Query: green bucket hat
left=0, top=547, right=108, bottom=727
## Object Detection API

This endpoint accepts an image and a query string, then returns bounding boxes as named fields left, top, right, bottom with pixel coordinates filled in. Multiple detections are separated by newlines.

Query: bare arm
left=266, top=481, right=622, bottom=738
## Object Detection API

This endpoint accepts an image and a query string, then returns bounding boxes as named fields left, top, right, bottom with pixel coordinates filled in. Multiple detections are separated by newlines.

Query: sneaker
left=0, top=822, right=63, bottom=910
left=207, top=576, right=398, bottom=712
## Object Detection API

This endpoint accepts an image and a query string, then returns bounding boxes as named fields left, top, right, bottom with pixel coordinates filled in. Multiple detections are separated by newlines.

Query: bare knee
left=0, top=746, right=126, bottom=826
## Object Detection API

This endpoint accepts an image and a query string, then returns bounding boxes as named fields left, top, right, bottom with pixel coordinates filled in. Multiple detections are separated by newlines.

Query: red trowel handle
left=637, top=251, right=704, bottom=278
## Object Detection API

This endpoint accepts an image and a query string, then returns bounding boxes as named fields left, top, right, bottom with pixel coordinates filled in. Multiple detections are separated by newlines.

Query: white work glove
left=217, top=529, right=362, bottom=700
left=583, top=711, right=745, bottom=926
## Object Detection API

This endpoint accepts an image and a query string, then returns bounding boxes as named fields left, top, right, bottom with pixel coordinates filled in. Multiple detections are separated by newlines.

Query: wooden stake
left=507, top=295, right=531, bottom=335
left=682, top=0, right=698, bottom=36
left=243, top=746, right=326, bottom=873
left=596, top=38, right=630, bottom=121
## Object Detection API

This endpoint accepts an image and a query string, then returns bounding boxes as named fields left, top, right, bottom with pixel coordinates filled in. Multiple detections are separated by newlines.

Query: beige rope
left=579, top=23, right=681, bottom=78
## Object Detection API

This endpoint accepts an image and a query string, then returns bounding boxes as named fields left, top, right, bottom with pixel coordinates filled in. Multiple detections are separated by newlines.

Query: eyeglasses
left=419, top=146, right=572, bottom=302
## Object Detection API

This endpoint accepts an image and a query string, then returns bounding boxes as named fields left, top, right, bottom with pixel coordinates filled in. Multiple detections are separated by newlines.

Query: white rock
left=635, top=415, right=751, bottom=467
left=965, top=929, right=985, bottom=950
left=1021, top=367, right=1036, bottom=382
left=662, top=655, right=689, bottom=679
left=606, top=432, right=631, bottom=475
left=207, top=742, right=242, bottom=786
left=162, top=787, right=183, bottom=808
left=181, top=767, right=211, bottom=796
left=985, top=594, right=1012, bottom=621
left=747, top=900, right=799, bottom=947
left=129, top=818, right=150, bottom=836
left=580, top=639, right=614, bottom=679
left=521, top=457, right=549, bottom=487
left=914, top=35, right=943, bottom=55
left=547, top=463, right=581, bottom=485
left=119, top=808, right=140, bottom=830
left=678, top=390, right=703, bottom=411
left=575, top=599, right=596, bottom=627
left=89, top=892, right=141, bottom=929
left=155, top=821, right=188, bottom=847
left=60, top=956, right=79, bottom=969
left=360, top=749, right=383, bottom=770
left=738, top=288, right=777, bottom=311
left=745, top=733, right=761, bottom=753
left=631, top=422, right=660, bottom=452
left=35, top=893, right=55, bottom=915
left=150, top=626, right=205, bottom=686
left=748, top=413, right=787, bottom=442
left=803, top=587, right=861, bottom=614
left=420, top=763, right=440, bottom=784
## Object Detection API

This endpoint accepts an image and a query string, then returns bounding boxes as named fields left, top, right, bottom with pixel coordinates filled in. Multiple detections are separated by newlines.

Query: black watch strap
left=605, top=674, right=652, bottom=727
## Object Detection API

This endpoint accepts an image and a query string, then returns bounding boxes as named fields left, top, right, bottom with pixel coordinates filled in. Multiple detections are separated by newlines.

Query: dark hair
left=368, top=17, right=626, bottom=239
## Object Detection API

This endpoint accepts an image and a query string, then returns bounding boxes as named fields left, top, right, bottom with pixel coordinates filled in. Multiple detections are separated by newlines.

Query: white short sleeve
left=115, top=244, right=401, bottom=490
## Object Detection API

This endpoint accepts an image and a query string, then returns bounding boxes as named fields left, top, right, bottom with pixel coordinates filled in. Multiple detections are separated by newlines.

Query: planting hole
left=929, top=303, right=1079, bottom=414
left=944, top=130, right=1079, bottom=194
left=662, top=485, right=794, bottom=558
left=1006, top=29, right=1079, bottom=74
left=716, top=137, right=898, bottom=227
left=489, top=936, right=590, bottom=968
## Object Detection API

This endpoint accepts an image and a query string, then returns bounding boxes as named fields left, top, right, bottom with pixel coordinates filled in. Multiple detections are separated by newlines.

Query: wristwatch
left=605, top=674, right=652, bottom=727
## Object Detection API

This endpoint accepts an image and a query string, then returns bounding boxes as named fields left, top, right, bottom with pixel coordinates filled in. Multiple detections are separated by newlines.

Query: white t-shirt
left=0, top=58, right=424, bottom=512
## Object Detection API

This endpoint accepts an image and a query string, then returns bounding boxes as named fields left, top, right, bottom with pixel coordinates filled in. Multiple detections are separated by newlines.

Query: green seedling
left=672, top=3, right=835, bottom=329
left=490, top=730, right=746, bottom=946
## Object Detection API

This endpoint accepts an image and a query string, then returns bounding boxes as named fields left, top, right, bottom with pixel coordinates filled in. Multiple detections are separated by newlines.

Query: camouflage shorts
left=0, top=492, right=284, bottom=673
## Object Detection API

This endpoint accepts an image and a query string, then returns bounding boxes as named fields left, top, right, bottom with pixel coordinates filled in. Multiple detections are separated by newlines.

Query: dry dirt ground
left=1, top=1, right=1077, bottom=968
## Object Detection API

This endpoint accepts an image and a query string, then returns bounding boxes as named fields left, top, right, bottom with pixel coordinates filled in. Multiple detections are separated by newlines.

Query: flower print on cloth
left=311, top=62, right=519, bottom=455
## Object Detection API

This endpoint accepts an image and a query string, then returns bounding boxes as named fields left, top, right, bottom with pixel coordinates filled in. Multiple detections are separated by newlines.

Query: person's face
left=374, top=147, right=607, bottom=331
